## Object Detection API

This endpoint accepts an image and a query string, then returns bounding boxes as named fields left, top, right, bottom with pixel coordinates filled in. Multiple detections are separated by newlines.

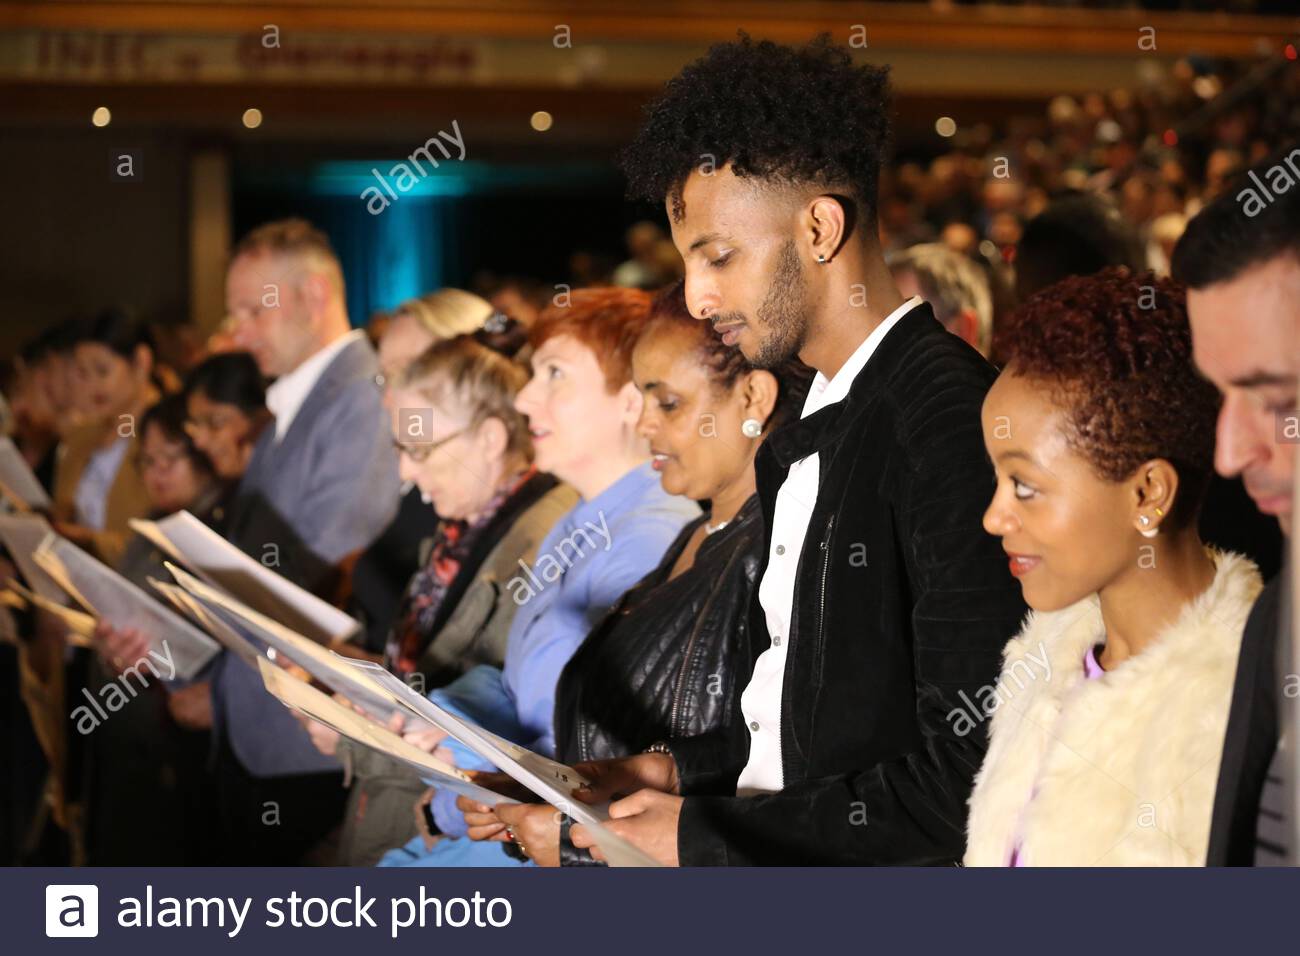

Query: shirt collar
left=265, top=329, right=363, bottom=442
left=567, top=461, right=659, bottom=529
left=802, top=296, right=923, bottom=419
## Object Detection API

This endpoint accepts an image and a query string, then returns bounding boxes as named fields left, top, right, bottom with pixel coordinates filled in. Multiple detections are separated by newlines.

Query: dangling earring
left=1139, top=514, right=1158, bottom=539
left=741, top=418, right=763, bottom=438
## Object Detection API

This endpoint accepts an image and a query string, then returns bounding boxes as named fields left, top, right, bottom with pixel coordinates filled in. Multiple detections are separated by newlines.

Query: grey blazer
left=215, top=334, right=400, bottom=778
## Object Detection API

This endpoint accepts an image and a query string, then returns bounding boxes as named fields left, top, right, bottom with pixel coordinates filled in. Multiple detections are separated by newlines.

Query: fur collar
left=964, top=549, right=1262, bottom=866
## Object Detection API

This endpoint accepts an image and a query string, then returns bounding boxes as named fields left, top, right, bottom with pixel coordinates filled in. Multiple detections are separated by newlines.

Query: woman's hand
left=455, top=793, right=511, bottom=843
left=302, top=717, right=341, bottom=756
left=450, top=771, right=527, bottom=837
left=495, top=803, right=563, bottom=867
left=402, top=721, right=450, bottom=754
left=93, top=621, right=152, bottom=676
left=572, top=752, right=680, bottom=804
left=166, top=682, right=212, bottom=729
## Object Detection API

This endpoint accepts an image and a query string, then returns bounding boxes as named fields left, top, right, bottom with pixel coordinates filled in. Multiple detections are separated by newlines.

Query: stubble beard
left=749, top=240, right=808, bottom=370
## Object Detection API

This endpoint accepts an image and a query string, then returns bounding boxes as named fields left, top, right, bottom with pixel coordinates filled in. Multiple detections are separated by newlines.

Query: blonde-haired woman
left=306, top=334, right=577, bottom=865
left=376, top=289, right=498, bottom=391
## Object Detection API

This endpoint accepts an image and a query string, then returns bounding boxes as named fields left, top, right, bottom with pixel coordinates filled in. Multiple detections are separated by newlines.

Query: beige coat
left=964, top=549, right=1262, bottom=867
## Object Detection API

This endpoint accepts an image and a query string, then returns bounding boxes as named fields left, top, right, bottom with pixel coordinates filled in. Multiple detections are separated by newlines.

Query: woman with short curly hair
left=965, top=268, right=1263, bottom=866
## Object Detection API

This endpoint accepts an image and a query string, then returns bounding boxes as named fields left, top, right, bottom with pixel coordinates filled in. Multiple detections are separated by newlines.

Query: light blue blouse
left=428, top=462, right=700, bottom=836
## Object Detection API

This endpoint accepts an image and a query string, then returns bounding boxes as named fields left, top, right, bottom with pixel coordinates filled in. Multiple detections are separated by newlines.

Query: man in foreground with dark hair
left=570, top=34, right=1026, bottom=865
left=1173, top=145, right=1300, bottom=866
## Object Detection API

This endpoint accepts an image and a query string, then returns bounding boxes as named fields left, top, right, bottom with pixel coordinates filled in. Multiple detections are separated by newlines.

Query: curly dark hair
left=645, top=280, right=812, bottom=431
left=993, top=268, right=1220, bottom=529
left=621, top=33, right=892, bottom=229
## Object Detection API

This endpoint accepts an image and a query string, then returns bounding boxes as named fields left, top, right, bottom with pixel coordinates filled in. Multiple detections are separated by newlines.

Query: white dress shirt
left=264, top=329, right=364, bottom=442
left=735, top=296, right=922, bottom=795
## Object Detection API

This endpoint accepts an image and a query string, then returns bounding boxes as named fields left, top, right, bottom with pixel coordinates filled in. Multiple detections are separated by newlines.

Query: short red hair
left=529, top=287, right=653, bottom=391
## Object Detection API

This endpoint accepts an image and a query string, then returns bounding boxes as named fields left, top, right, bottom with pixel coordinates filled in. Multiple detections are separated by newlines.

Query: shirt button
left=772, top=635, right=782, bottom=647
left=749, top=721, right=760, bottom=732
left=775, top=544, right=786, bottom=555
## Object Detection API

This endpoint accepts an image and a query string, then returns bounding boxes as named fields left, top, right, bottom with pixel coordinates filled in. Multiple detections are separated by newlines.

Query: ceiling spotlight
left=92, top=106, right=111, bottom=127
left=530, top=111, right=553, bottom=132
left=935, top=116, right=957, bottom=138
left=242, top=108, right=263, bottom=129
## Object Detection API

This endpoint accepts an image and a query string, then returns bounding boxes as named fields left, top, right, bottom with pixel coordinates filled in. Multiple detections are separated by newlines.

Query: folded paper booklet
left=347, top=661, right=661, bottom=867
left=352, top=660, right=589, bottom=790
left=170, top=566, right=659, bottom=865
left=33, top=533, right=219, bottom=680
left=147, top=576, right=263, bottom=669
left=4, top=578, right=95, bottom=646
left=256, top=657, right=507, bottom=807
left=131, top=511, right=360, bottom=645
left=166, top=562, right=421, bottom=725
left=0, top=514, right=68, bottom=604
left=0, top=437, right=52, bottom=512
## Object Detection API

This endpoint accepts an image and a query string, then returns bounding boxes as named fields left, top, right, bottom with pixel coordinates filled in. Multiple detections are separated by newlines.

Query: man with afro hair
left=570, top=34, right=1026, bottom=866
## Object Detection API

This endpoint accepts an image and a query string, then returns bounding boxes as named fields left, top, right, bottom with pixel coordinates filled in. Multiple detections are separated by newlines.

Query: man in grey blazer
left=214, top=218, right=400, bottom=862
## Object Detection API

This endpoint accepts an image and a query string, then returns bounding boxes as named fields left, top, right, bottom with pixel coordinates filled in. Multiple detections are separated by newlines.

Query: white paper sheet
left=0, top=437, right=52, bottom=511
left=347, top=661, right=662, bottom=867
left=167, top=562, right=421, bottom=725
left=256, top=657, right=509, bottom=808
left=147, top=576, right=263, bottom=669
left=131, top=511, right=359, bottom=644
left=33, top=533, right=219, bottom=679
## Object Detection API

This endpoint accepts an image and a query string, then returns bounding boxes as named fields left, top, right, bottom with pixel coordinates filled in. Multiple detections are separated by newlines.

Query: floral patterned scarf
left=387, top=467, right=537, bottom=676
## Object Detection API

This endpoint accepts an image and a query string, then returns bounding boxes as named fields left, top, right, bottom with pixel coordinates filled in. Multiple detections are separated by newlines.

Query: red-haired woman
left=965, top=269, right=1262, bottom=866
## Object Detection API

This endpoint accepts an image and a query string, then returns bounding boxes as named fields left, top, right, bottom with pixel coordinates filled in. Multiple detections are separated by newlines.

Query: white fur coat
left=964, top=550, right=1261, bottom=866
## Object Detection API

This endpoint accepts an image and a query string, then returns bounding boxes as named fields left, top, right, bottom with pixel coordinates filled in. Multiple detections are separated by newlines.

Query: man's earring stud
left=816, top=254, right=828, bottom=264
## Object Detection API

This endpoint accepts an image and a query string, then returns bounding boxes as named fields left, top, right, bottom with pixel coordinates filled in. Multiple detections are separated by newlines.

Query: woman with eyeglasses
left=83, top=394, right=226, bottom=863
left=349, top=289, right=504, bottom=659
left=183, top=350, right=271, bottom=484
left=302, top=334, right=577, bottom=865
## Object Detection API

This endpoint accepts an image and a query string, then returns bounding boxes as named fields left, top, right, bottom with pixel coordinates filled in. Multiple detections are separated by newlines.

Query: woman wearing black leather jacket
left=456, top=281, right=809, bottom=865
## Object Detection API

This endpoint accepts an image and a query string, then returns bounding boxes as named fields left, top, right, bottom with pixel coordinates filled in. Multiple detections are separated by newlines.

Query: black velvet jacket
left=671, top=303, right=1028, bottom=866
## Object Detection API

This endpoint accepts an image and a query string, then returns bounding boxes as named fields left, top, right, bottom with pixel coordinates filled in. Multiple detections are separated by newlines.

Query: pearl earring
left=1139, top=514, right=1158, bottom=539
left=741, top=418, right=763, bottom=438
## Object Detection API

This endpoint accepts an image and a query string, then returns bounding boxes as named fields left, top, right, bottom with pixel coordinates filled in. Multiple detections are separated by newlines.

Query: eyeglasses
left=392, top=427, right=467, bottom=464
left=186, top=411, right=239, bottom=434
left=137, top=449, right=188, bottom=472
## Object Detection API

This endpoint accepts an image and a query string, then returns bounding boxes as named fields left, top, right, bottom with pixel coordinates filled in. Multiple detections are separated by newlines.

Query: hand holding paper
left=33, top=533, right=219, bottom=680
